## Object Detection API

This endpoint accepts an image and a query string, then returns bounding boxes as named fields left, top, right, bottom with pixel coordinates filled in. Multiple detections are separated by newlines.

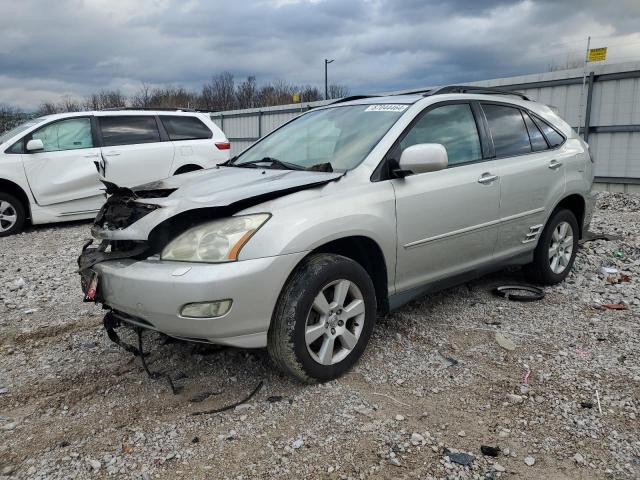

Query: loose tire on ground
left=0, top=192, right=26, bottom=237
left=267, top=253, right=377, bottom=383
left=526, top=208, right=579, bottom=285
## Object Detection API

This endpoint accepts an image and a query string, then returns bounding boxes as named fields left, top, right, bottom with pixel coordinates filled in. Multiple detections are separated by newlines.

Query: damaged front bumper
left=80, top=250, right=308, bottom=348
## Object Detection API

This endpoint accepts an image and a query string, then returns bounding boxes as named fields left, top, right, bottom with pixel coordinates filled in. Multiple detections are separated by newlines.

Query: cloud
left=0, top=0, right=638, bottom=109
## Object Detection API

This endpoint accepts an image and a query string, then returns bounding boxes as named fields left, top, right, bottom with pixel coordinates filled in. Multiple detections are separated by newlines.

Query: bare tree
left=201, top=72, right=236, bottom=111
left=84, top=89, right=127, bottom=110
left=547, top=57, right=584, bottom=72
left=235, top=76, right=258, bottom=109
left=130, top=82, right=153, bottom=108
left=299, top=85, right=323, bottom=103
left=146, top=86, right=198, bottom=109
left=327, top=84, right=350, bottom=100
left=36, top=102, right=59, bottom=116
left=0, top=104, right=29, bottom=134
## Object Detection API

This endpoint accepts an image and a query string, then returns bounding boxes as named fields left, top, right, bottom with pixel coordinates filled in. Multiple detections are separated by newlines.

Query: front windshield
left=0, top=118, right=44, bottom=145
left=234, top=104, right=409, bottom=171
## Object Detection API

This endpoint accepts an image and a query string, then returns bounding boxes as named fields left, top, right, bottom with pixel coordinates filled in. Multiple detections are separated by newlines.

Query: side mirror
left=397, top=143, right=448, bottom=177
left=26, top=139, right=44, bottom=152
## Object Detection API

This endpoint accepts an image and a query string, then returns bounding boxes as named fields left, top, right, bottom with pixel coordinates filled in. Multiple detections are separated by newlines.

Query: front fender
left=238, top=180, right=397, bottom=285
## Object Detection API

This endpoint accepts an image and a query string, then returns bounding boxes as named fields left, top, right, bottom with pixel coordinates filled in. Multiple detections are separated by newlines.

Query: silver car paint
left=92, top=167, right=342, bottom=240
left=90, top=93, right=594, bottom=348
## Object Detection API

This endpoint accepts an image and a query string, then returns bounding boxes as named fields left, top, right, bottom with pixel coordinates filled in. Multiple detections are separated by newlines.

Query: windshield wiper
left=235, top=157, right=307, bottom=171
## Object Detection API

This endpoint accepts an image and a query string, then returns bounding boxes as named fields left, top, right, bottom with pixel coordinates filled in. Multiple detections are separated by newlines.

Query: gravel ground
left=1, top=192, right=639, bottom=479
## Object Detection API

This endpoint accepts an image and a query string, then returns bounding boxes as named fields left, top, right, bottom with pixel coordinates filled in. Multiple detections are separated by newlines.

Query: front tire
left=268, top=253, right=376, bottom=383
left=0, top=193, right=26, bottom=237
left=526, top=209, right=579, bottom=285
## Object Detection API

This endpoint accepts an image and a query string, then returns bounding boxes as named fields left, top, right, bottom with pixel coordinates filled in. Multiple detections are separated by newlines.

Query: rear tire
left=0, top=192, right=26, bottom=237
left=526, top=209, right=578, bottom=285
left=268, top=253, right=376, bottom=383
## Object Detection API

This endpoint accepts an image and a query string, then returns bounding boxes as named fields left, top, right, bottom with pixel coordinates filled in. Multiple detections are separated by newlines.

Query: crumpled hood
left=93, top=166, right=343, bottom=241
left=134, top=166, right=341, bottom=207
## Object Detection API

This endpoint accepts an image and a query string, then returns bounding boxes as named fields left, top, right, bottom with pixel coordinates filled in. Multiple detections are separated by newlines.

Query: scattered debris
left=189, top=390, right=223, bottom=403
left=495, top=332, right=516, bottom=351
left=191, top=381, right=264, bottom=416
left=493, top=463, right=506, bottom=472
left=481, top=445, right=500, bottom=457
left=493, top=284, right=545, bottom=302
left=266, top=395, right=283, bottom=403
left=601, top=266, right=619, bottom=275
left=574, top=452, right=586, bottom=464
left=291, top=439, right=304, bottom=449
left=580, top=401, right=594, bottom=409
left=601, top=303, right=627, bottom=310
left=524, top=456, right=536, bottom=466
left=523, top=368, right=531, bottom=385
left=444, top=449, right=474, bottom=467
left=410, top=433, right=425, bottom=446
left=191, top=437, right=199, bottom=444
left=596, top=390, right=603, bottom=415
left=121, top=444, right=134, bottom=454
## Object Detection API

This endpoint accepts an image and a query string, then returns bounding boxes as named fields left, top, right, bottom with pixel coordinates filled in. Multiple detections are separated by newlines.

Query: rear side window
left=522, top=111, right=548, bottom=151
left=99, top=116, right=160, bottom=147
left=400, top=103, right=482, bottom=166
left=31, top=118, right=94, bottom=152
left=482, top=104, right=531, bottom=157
left=160, top=116, right=213, bottom=141
left=532, top=116, right=564, bottom=147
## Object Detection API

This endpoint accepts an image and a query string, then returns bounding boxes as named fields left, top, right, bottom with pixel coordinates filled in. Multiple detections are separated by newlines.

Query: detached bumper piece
left=103, top=310, right=181, bottom=394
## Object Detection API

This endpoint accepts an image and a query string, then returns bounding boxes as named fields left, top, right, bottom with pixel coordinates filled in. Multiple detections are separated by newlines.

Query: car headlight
left=161, top=213, right=270, bottom=263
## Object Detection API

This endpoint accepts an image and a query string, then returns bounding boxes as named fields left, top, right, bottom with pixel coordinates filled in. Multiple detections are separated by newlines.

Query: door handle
left=103, top=152, right=121, bottom=157
left=478, top=173, right=499, bottom=184
left=548, top=160, right=563, bottom=170
left=83, top=153, right=100, bottom=158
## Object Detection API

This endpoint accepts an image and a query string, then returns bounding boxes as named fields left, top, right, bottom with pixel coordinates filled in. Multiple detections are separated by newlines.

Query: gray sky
left=1, top=0, right=639, bottom=109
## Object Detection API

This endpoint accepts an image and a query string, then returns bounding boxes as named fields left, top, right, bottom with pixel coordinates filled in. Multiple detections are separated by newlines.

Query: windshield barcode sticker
left=365, top=104, right=409, bottom=112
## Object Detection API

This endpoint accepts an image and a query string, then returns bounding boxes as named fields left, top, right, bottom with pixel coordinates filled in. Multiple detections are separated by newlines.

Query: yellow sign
left=292, top=93, right=301, bottom=103
left=588, top=47, right=607, bottom=62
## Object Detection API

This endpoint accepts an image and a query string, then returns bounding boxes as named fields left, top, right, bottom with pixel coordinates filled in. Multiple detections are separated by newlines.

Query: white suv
left=0, top=109, right=230, bottom=236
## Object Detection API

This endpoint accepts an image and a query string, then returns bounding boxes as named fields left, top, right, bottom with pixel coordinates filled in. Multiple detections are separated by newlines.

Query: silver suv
left=79, top=86, right=595, bottom=382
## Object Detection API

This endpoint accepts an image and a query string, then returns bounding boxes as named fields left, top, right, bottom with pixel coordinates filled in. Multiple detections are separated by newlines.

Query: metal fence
left=211, top=61, right=640, bottom=188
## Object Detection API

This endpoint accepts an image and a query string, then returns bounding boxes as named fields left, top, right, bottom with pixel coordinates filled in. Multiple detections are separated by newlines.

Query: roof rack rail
left=99, top=107, right=198, bottom=112
left=389, top=88, right=433, bottom=96
left=425, top=85, right=530, bottom=101
left=329, top=95, right=379, bottom=105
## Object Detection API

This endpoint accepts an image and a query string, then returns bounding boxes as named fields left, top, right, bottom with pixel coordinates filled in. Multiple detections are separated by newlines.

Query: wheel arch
left=551, top=193, right=586, bottom=238
left=303, top=235, right=390, bottom=314
left=0, top=178, right=31, bottom=221
left=173, top=164, right=203, bottom=175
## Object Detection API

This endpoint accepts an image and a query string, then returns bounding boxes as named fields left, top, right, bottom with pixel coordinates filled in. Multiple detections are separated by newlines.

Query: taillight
left=215, top=142, right=231, bottom=150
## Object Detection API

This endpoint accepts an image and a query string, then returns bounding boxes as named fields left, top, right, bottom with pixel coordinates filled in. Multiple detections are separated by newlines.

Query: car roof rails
left=100, top=107, right=198, bottom=112
left=425, top=85, right=530, bottom=101
left=329, top=95, right=380, bottom=104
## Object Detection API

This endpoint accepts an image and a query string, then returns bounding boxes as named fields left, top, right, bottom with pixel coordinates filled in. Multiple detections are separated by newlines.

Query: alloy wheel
left=304, top=279, right=366, bottom=365
left=548, top=221, right=574, bottom=274
left=0, top=200, right=18, bottom=233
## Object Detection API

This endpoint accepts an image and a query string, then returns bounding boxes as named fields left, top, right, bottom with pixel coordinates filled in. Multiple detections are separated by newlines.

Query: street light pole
left=324, top=59, right=334, bottom=100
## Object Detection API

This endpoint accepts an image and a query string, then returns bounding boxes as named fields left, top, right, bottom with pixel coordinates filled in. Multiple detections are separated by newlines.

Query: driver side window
left=31, top=118, right=94, bottom=152
left=400, top=104, right=482, bottom=166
